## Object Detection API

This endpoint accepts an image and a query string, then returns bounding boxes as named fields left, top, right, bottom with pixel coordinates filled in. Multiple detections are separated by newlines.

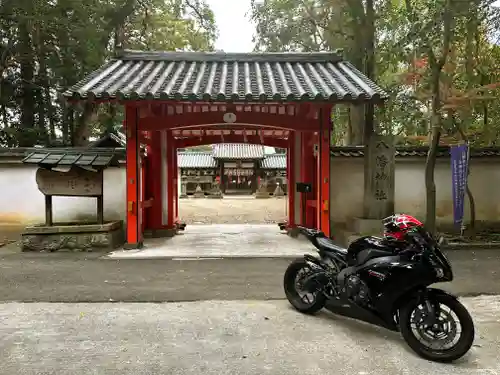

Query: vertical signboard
left=450, top=144, right=469, bottom=227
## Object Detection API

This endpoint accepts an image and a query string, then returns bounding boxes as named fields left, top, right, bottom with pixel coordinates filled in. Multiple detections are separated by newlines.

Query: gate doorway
left=177, top=143, right=288, bottom=226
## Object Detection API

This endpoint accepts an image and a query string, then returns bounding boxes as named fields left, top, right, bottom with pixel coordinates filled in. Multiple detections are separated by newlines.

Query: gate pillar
left=301, top=132, right=316, bottom=228
left=124, top=105, right=143, bottom=249
left=149, top=131, right=163, bottom=229
left=287, top=131, right=296, bottom=226
left=316, top=121, right=331, bottom=237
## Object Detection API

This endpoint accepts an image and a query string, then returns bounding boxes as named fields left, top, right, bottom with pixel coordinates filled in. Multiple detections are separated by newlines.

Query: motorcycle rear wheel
left=283, top=258, right=327, bottom=314
left=399, top=292, right=475, bottom=363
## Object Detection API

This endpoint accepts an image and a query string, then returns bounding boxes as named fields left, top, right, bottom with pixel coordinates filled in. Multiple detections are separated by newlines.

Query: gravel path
left=179, top=196, right=288, bottom=224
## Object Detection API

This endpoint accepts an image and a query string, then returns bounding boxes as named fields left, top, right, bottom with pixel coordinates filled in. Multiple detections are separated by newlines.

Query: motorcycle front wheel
left=283, top=258, right=327, bottom=314
left=399, top=292, right=475, bottom=362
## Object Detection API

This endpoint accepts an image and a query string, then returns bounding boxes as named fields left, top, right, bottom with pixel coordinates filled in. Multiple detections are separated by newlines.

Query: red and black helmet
left=382, top=214, right=423, bottom=241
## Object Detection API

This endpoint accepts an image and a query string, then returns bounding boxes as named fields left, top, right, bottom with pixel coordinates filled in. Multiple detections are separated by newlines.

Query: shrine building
left=178, top=143, right=287, bottom=195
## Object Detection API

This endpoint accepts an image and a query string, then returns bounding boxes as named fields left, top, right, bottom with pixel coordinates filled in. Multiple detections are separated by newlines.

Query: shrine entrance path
left=106, top=224, right=316, bottom=259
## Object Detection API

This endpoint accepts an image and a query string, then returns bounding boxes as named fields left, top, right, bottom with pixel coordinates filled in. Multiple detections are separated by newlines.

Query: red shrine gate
left=133, top=102, right=331, bottom=242
left=65, top=51, right=386, bottom=249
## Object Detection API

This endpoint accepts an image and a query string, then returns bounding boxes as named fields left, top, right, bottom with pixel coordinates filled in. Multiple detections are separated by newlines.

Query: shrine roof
left=212, top=143, right=265, bottom=159
left=22, top=148, right=121, bottom=168
left=177, top=152, right=217, bottom=168
left=260, top=154, right=287, bottom=169
left=64, top=50, right=387, bottom=103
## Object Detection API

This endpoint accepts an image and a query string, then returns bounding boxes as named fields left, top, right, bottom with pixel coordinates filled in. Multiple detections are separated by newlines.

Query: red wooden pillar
left=150, top=131, right=163, bottom=229
left=316, top=107, right=331, bottom=237
left=287, top=131, right=295, bottom=227
left=141, top=150, right=148, bottom=233
left=301, top=132, right=316, bottom=228
left=124, top=105, right=143, bottom=249
left=166, top=130, right=175, bottom=228
left=173, top=140, right=179, bottom=223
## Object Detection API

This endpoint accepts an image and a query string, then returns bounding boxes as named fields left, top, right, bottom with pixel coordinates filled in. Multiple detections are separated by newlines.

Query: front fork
left=421, top=290, right=440, bottom=326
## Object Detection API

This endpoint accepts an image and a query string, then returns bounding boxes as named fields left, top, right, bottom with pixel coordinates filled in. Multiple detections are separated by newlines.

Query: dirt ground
left=0, top=224, right=23, bottom=246
left=178, top=196, right=287, bottom=224
left=0, top=197, right=287, bottom=246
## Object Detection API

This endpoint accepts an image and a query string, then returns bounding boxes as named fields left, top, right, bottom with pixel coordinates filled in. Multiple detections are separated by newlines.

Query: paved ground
left=109, top=224, right=315, bottom=258
left=178, top=196, right=287, bottom=224
left=1, top=249, right=500, bottom=302
left=1, top=296, right=499, bottom=375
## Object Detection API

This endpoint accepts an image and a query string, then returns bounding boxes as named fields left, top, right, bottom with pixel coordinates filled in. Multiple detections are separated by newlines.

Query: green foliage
left=250, top=0, right=500, bottom=146
left=0, top=0, right=217, bottom=147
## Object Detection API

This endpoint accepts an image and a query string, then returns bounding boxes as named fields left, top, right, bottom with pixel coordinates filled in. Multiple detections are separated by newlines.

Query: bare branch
left=184, top=0, right=212, bottom=32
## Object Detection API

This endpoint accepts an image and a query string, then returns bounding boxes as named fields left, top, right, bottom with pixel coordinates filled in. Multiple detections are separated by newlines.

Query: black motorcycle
left=283, top=225, right=475, bottom=363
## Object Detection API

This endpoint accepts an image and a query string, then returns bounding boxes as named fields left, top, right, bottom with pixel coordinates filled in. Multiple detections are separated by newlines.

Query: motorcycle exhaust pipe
left=301, top=271, right=329, bottom=293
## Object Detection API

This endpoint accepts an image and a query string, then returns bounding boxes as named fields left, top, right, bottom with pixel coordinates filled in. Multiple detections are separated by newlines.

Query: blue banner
left=450, top=144, right=469, bottom=226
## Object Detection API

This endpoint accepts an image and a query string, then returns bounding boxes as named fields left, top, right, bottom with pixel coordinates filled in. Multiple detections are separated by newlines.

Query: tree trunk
left=422, top=0, right=453, bottom=234
left=18, top=22, right=36, bottom=147
left=349, top=105, right=364, bottom=145
left=345, top=108, right=353, bottom=145
left=45, top=85, right=56, bottom=143
left=72, top=102, right=96, bottom=146
left=424, top=70, right=442, bottom=234
left=462, top=4, right=478, bottom=238
left=363, top=0, right=375, bottom=144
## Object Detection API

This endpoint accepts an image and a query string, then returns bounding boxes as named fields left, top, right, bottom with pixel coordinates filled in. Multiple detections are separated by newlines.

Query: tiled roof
left=88, top=132, right=126, bottom=148
left=261, top=154, right=287, bottom=169
left=64, top=50, right=387, bottom=102
left=212, top=143, right=265, bottom=159
left=330, top=146, right=500, bottom=158
left=22, top=149, right=120, bottom=168
left=177, top=152, right=217, bottom=168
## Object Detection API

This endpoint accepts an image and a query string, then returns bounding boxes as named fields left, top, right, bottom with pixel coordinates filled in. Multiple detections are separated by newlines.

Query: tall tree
left=250, top=0, right=380, bottom=145
left=0, top=0, right=218, bottom=147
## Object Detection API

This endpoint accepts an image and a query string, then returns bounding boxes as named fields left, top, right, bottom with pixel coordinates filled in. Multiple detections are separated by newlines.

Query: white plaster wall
left=2, top=158, right=500, bottom=225
left=0, top=165, right=126, bottom=224
left=330, top=158, right=500, bottom=224
left=329, top=158, right=364, bottom=223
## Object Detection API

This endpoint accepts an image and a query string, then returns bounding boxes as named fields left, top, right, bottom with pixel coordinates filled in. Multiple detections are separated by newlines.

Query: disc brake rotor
left=412, top=304, right=460, bottom=350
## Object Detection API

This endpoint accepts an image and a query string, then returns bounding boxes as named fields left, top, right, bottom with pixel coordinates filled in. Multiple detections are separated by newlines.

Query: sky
left=206, top=0, right=500, bottom=51
left=206, top=0, right=255, bottom=52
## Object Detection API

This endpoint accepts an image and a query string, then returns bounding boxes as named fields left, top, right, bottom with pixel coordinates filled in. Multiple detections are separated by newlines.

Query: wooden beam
left=45, top=195, right=53, bottom=226
left=174, top=135, right=289, bottom=149
left=138, top=112, right=319, bottom=131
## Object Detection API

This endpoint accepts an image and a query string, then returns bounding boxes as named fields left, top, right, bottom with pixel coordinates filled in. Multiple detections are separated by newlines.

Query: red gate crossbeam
left=138, top=114, right=318, bottom=131
left=174, top=135, right=288, bottom=148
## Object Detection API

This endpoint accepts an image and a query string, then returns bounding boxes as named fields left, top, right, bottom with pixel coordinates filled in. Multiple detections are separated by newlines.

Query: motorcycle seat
left=316, top=237, right=348, bottom=255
